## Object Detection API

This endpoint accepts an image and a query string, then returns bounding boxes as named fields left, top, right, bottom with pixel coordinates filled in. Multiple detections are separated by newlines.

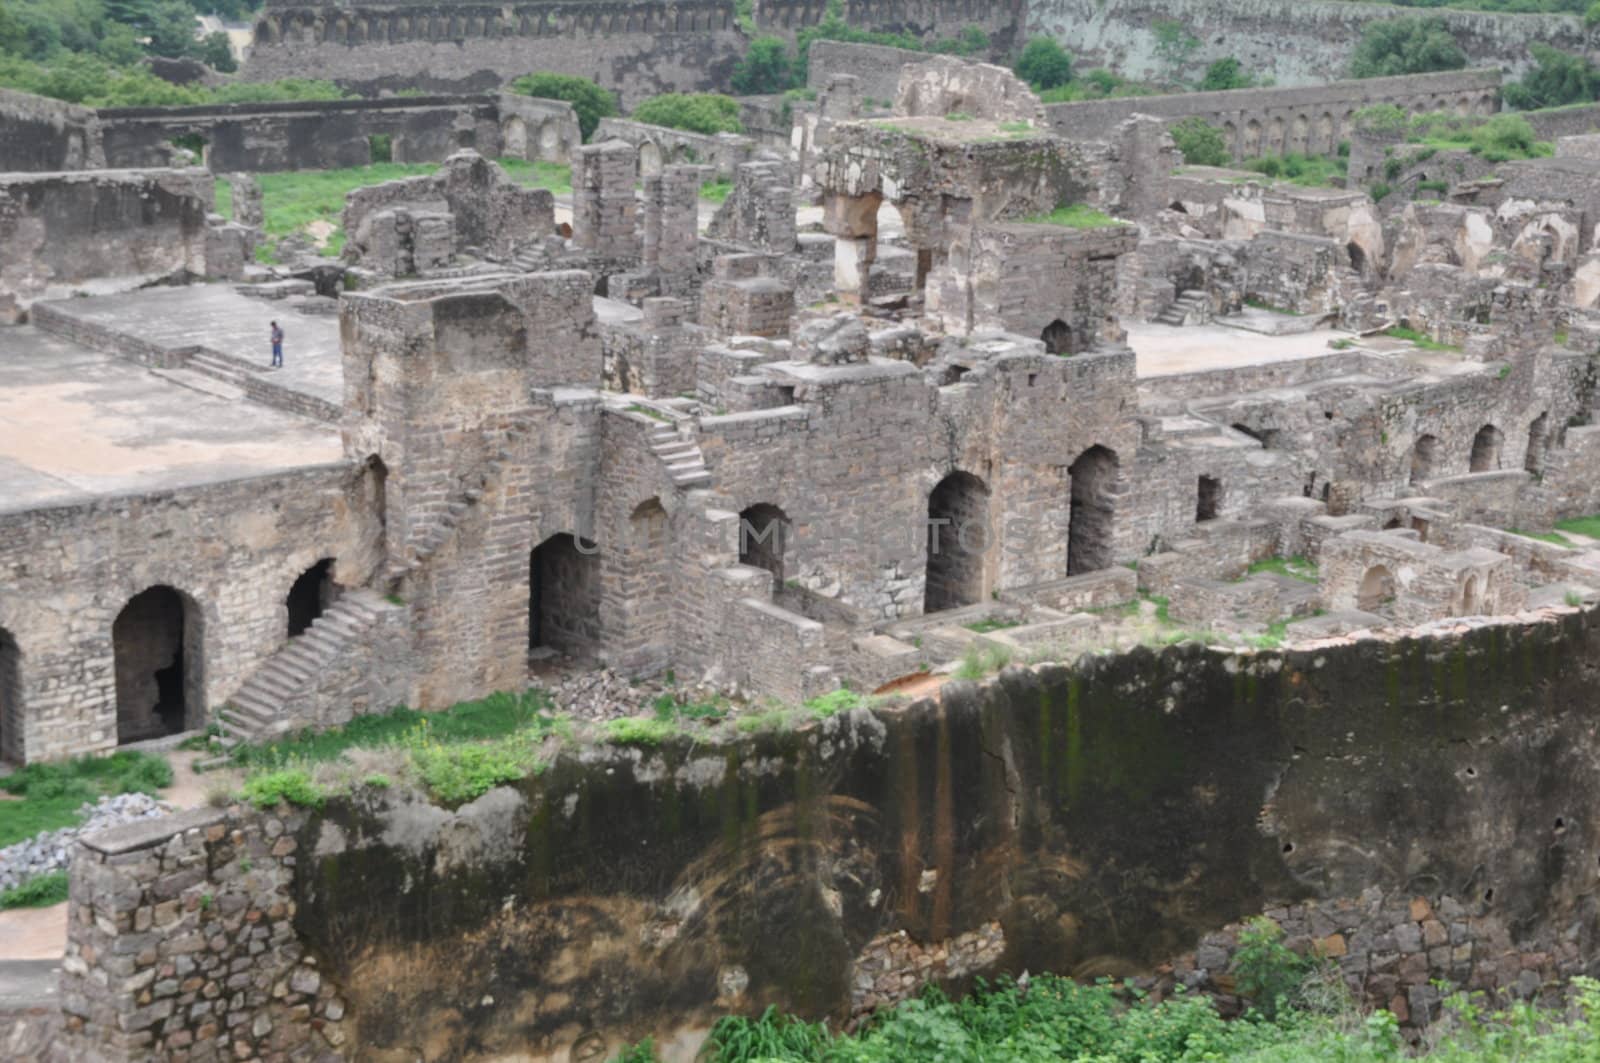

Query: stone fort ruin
left=7, top=26, right=1600, bottom=1063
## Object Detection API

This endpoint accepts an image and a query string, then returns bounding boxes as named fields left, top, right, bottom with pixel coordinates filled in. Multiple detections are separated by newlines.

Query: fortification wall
left=806, top=39, right=929, bottom=103
left=0, top=88, right=103, bottom=172
left=239, top=0, right=1017, bottom=103
left=1027, top=0, right=1583, bottom=87
left=53, top=609, right=1600, bottom=1059
left=1043, top=69, right=1501, bottom=159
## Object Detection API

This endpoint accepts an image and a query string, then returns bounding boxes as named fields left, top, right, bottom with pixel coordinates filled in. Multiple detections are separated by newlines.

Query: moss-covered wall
left=290, top=611, right=1600, bottom=1060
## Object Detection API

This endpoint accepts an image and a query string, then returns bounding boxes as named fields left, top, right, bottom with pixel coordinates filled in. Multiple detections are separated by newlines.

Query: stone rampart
left=0, top=87, right=103, bottom=171
left=53, top=608, right=1600, bottom=1059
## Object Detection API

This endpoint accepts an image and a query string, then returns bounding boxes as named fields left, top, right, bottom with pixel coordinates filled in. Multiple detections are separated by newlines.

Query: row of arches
left=1210, top=93, right=1493, bottom=162
left=0, top=559, right=339, bottom=763
left=1409, top=413, right=1551, bottom=485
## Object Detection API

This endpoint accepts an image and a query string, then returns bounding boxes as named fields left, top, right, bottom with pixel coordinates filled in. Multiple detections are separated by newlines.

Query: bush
left=197, top=30, right=234, bottom=72
left=1014, top=36, right=1072, bottom=90
left=1199, top=56, right=1252, bottom=91
left=604, top=716, right=678, bottom=746
left=731, top=35, right=793, bottom=95
left=1349, top=16, right=1467, bottom=79
left=0, top=750, right=173, bottom=847
left=509, top=72, right=617, bottom=140
left=1504, top=44, right=1599, bottom=110
left=240, top=768, right=323, bottom=810
left=0, top=870, right=69, bottom=910
left=1470, top=113, right=1548, bottom=161
left=1171, top=115, right=1230, bottom=167
left=409, top=734, right=540, bottom=804
left=1230, top=916, right=1312, bottom=1018
left=630, top=92, right=743, bottom=135
left=802, top=689, right=869, bottom=717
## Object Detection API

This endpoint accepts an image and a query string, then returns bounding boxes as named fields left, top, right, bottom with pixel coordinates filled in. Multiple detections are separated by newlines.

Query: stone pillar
left=229, top=173, right=263, bottom=228
left=822, top=190, right=882, bottom=303
left=641, top=164, right=701, bottom=276
left=572, top=138, right=639, bottom=261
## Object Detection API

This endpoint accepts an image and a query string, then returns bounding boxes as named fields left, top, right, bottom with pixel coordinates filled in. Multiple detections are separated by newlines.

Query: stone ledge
left=80, top=807, right=226, bottom=856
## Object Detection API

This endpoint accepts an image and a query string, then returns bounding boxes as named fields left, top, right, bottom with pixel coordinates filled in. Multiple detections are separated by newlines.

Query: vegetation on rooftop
left=1022, top=203, right=1126, bottom=228
left=630, top=92, right=744, bottom=135
left=1384, top=325, right=1462, bottom=351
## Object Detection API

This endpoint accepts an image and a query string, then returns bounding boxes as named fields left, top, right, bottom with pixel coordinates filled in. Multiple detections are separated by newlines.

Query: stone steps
left=649, top=425, right=712, bottom=488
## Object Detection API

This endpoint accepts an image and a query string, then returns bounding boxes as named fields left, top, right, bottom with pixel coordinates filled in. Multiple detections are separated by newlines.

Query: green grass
left=1238, top=152, right=1347, bottom=188
left=1509, top=528, right=1574, bottom=546
left=229, top=690, right=553, bottom=769
left=214, top=178, right=233, bottom=221
left=496, top=158, right=572, bottom=195
left=1383, top=325, right=1460, bottom=352
left=964, top=617, right=1022, bottom=634
left=1247, top=556, right=1319, bottom=583
left=0, top=871, right=70, bottom=910
left=955, top=643, right=1012, bottom=680
left=626, top=403, right=674, bottom=422
left=801, top=689, right=869, bottom=717
left=1555, top=514, right=1600, bottom=540
left=699, top=179, right=733, bottom=203
left=241, top=769, right=324, bottom=810
left=604, top=716, right=678, bottom=746
left=1022, top=203, right=1128, bottom=229
left=1244, top=297, right=1302, bottom=317
left=409, top=735, right=543, bottom=804
left=250, top=162, right=437, bottom=260
left=0, top=751, right=173, bottom=848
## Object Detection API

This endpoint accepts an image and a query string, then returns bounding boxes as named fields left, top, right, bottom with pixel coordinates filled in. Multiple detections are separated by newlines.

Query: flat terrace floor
left=1128, top=320, right=1357, bottom=377
left=37, top=286, right=344, bottom=410
left=0, top=326, right=342, bottom=513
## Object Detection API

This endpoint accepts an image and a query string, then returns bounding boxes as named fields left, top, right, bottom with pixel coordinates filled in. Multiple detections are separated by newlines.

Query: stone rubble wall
left=0, top=87, right=103, bottom=172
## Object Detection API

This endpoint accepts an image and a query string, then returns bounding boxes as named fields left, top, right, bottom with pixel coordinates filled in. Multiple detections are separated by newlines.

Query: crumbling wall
left=0, top=88, right=103, bottom=172
left=57, top=609, right=1600, bottom=1060
left=593, top=117, right=755, bottom=179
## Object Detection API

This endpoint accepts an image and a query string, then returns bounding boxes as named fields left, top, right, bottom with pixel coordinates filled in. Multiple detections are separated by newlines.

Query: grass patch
left=0, top=751, right=173, bottom=848
left=0, top=871, right=70, bottom=910
left=955, top=643, right=1012, bottom=680
left=652, top=690, right=729, bottom=723
left=626, top=403, right=674, bottom=422
left=964, top=617, right=1022, bottom=634
left=1244, top=297, right=1301, bottom=316
left=1021, top=203, right=1127, bottom=229
left=497, top=158, right=572, bottom=195
left=801, top=689, right=869, bottom=717
left=251, top=161, right=441, bottom=261
left=1509, top=527, right=1573, bottom=546
left=409, top=733, right=542, bottom=804
left=1247, top=555, right=1318, bottom=583
left=1383, top=325, right=1459, bottom=352
left=214, top=177, right=233, bottom=221
left=604, top=716, right=679, bottom=746
left=240, top=768, right=324, bottom=810
left=1555, top=514, right=1600, bottom=540
left=699, top=179, right=733, bottom=203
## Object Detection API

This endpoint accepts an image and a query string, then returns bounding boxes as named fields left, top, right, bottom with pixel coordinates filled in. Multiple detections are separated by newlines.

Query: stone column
left=572, top=138, right=639, bottom=261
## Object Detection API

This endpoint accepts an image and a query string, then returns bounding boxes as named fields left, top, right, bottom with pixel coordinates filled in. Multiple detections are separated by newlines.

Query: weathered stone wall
left=241, top=0, right=1017, bottom=103
left=0, top=463, right=384, bottom=763
left=593, top=117, right=755, bottom=179
left=56, top=608, right=1600, bottom=1060
left=1042, top=69, right=1501, bottom=160
left=0, top=169, right=213, bottom=324
left=806, top=39, right=929, bottom=104
left=1028, top=0, right=1575, bottom=87
left=97, top=95, right=503, bottom=172
left=0, top=88, right=103, bottom=172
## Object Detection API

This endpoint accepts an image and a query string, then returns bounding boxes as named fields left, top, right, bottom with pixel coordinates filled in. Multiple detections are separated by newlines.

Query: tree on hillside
left=1348, top=16, right=1467, bottom=79
left=1015, top=36, right=1072, bottom=91
left=510, top=73, right=618, bottom=141
left=1200, top=57, right=1252, bottom=91
left=631, top=93, right=743, bottom=135
left=1170, top=116, right=1230, bottom=167
left=1503, top=44, right=1599, bottom=109
left=731, top=36, right=793, bottom=94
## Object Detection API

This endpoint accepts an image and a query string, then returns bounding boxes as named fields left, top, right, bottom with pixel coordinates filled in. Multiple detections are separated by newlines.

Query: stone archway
left=286, top=559, right=339, bottom=638
left=529, top=533, right=599, bottom=655
left=925, top=471, right=990, bottom=612
left=1470, top=424, right=1503, bottom=472
left=114, top=586, right=203, bottom=743
left=1196, top=475, right=1222, bottom=522
left=739, top=502, right=790, bottom=582
left=1411, top=434, right=1439, bottom=485
left=1525, top=412, right=1550, bottom=474
left=1041, top=319, right=1073, bottom=355
left=1358, top=565, right=1395, bottom=612
left=1068, top=445, right=1119, bottom=576
left=0, top=627, right=19, bottom=764
left=503, top=116, right=529, bottom=159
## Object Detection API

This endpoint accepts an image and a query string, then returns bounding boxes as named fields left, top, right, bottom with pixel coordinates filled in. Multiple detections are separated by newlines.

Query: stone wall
left=806, top=39, right=929, bottom=104
left=1043, top=69, right=1501, bottom=160
left=0, top=463, right=384, bottom=763
left=54, top=607, right=1600, bottom=1059
left=0, top=169, right=213, bottom=324
left=241, top=0, right=1016, bottom=103
left=1028, top=0, right=1577, bottom=87
left=593, top=117, right=755, bottom=179
left=0, top=88, right=103, bottom=172
left=98, top=94, right=502, bottom=172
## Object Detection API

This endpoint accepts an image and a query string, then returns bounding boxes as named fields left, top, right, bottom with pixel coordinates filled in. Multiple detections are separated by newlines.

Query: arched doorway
left=503, top=116, right=529, bottom=159
left=1357, top=565, right=1395, bottom=612
left=1460, top=573, right=1485, bottom=615
left=1068, top=445, right=1119, bottom=576
left=1525, top=412, right=1550, bottom=474
left=1411, top=435, right=1439, bottom=485
left=1196, top=475, right=1222, bottom=522
left=925, top=471, right=990, bottom=612
left=114, top=586, right=202, bottom=743
left=1346, top=241, right=1367, bottom=275
left=1470, top=424, right=1503, bottom=472
left=286, top=558, right=338, bottom=638
left=0, top=627, right=19, bottom=764
left=529, top=533, right=599, bottom=655
left=1041, top=319, right=1073, bottom=355
left=739, top=503, right=790, bottom=581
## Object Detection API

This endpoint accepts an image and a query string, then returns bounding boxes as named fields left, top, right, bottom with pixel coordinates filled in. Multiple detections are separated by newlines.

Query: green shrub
left=0, top=750, right=173, bottom=847
left=1171, top=115, right=1230, bottom=167
left=1199, top=56, right=1252, bottom=91
left=1231, top=916, right=1312, bottom=1019
left=1014, top=35, right=1072, bottom=90
left=1504, top=44, right=1599, bottom=110
left=1470, top=114, right=1550, bottom=162
left=1022, top=203, right=1126, bottom=228
left=1369, top=181, right=1392, bottom=202
left=0, top=871, right=69, bottom=909
left=802, top=689, right=869, bottom=717
left=1349, top=16, right=1467, bottom=80
left=409, top=735, right=540, bottom=804
left=731, top=35, right=793, bottom=95
left=241, top=769, right=323, bottom=810
left=604, top=716, right=678, bottom=746
left=630, top=92, right=743, bottom=135
left=509, top=72, right=617, bottom=140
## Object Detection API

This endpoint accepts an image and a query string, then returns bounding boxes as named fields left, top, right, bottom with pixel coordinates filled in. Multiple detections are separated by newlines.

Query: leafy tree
left=731, top=35, right=792, bottom=95
left=1171, top=116, right=1230, bottom=167
left=1589, top=0, right=1600, bottom=26
left=1503, top=44, right=1599, bottom=109
left=1151, top=17, right=1199, bottom=79
left=97, top=22, right=144, bottom=64
left=0, top=2, right=25, bottom=57
left=1470, top=113, right=1546, bottom=161
left=1014, top=36, right=1072, bottom=91
left=1348, top=16, right=1467, bottom=79
left=198, top=29, right=234, bottom=72
left=1200, top=57, right=1252, bottom=91
left=630, top=92, right=743, bottom=135
left=144, top=0, right=200, bottom=58
left=509, top=72, right=617, bottom=141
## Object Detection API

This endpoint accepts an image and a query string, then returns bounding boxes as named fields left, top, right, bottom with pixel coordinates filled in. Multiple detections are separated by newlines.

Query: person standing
left=269, top=320, right=284, bottom=368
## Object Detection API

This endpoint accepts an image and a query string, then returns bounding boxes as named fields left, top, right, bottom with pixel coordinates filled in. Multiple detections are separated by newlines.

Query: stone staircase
left=650, top=424, right=711, bottom=489
left=202, top=589, right=390, bottom=763
left=1156, top=290, right=1211, bottom=327
left=511, top=247, right=544, bottom=272
left=383, top=420, right=534, bottom=581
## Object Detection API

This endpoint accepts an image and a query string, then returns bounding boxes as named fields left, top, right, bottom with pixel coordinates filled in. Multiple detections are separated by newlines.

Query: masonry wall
left=805, top=39, right=929, bottom=103
left=0, top=169, right=212, bottom=324
left=1042, top=69, right=1501, bottom=159
left=0, top=464, right=383, bottom=763
left=55, top=608, right=1600, bottom=1060
left=0, top=88, right=103, bottom=172
left=98, top=95, right=503, bottom=172
left=1028, top=0, right=1575, bottom=87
